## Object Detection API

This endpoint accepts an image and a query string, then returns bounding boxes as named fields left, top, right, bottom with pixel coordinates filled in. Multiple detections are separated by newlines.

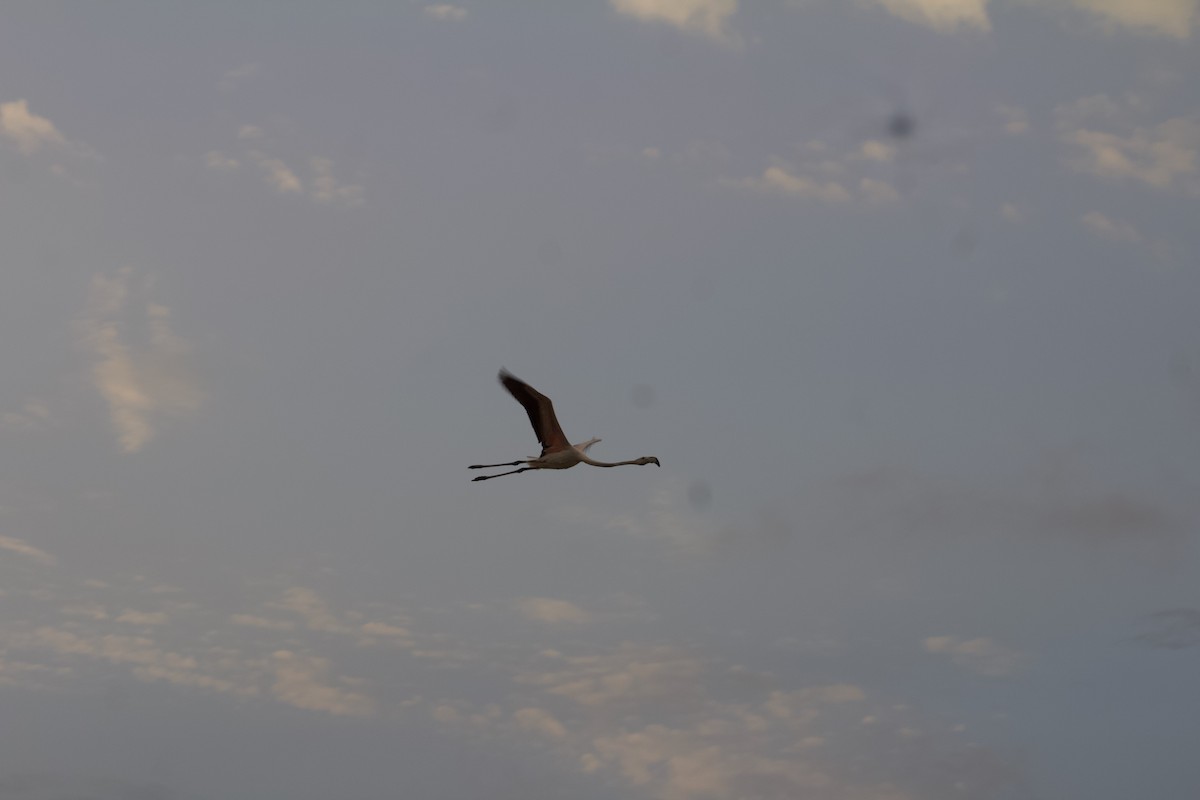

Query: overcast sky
left=1, top=2, right=1199, bottom=798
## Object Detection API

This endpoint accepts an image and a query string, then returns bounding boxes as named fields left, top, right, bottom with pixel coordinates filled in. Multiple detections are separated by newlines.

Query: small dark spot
left=887, top=111, right=915, bottom=140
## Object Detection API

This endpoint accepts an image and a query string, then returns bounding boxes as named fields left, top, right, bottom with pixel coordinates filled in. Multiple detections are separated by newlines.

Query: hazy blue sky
left=2, top=2, right=1198, bottom=798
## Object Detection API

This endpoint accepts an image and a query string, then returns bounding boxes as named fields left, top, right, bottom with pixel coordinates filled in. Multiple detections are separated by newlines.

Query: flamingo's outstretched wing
left=499, top=370, right=570, bottom=454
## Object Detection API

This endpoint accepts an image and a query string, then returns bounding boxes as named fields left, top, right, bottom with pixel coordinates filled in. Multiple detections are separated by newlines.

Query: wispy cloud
left=231, top=613, right=297, bottom=631
left=0, top=98, right=95, bottom=175
left=515, top=597, right=592, bottom=625
left=204, top=150, right=240, bottom=171
left=270, top=650, right=375, bottom=717
left=859, top=176, right=901, bottom=203
left=0, top=558, right=1021, bottom=795
left=1064, top=0, right=1197, bottom=38
left=1056, top=103, right=1200, bottom=192
left=115, top=610, right=170, bottom=626
left=1, top=399, right=52, bottom=432
left=734, top=165, right=853, bottom=203
left=517, top=643, right=707, bottom=710
left=828, top=462, right=1184, bottom=554
left=868, top=0, right=991, bottom=33
left=995, top=104, right=1030, bottom=135
left=1000, top=202, right=1026, bottom=223
left=728, top=139, right=906, bottom=206
left=0, top=99, right=67, bottom=155
left=424, top=4, right=468, bottom=21
left=218, top=62, right=261, bottom=92
left=513, top=707, right=569, bottom=739
left=251, top=152, right=304, bottom=194
left=269, top=586, right=350, bottom=633
left=1080, top=211, right=1142, bottom=243
left=16, top=626, right=259, bottom=698
left=308, top=157, right=366, bottom=206
left=207, top=125, right=365, bottom=207
left=862, top=0, right=1197, bottom=38
left=437, top=633, right=1003, bottom=800
left=0, top=536, right=56, bottom=566
left=78, top=267, right=203, bottom=453
left=611, top=0, right=740, bottom=44
left=923, top=635, right=1025, bottom=677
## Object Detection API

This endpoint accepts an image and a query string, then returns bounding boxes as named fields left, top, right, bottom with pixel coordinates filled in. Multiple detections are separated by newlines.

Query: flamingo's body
left=470, top=370, right=660, bottom=481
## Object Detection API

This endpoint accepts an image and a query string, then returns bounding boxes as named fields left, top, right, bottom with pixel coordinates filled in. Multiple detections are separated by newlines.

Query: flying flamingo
left=470, top=370, right=660, bottom=481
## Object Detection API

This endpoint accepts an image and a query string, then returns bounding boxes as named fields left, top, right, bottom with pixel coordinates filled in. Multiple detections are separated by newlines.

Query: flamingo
left=470, top=370, right=660, bottom=481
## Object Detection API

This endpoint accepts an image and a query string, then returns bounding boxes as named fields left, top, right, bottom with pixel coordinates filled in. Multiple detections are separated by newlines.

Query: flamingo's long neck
left=579, top=454, right=643, bottom=468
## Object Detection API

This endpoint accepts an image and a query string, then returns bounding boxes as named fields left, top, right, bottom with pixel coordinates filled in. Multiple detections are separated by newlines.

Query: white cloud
left=424, top=4, right=468, bottom=21
left=611, top=0, right=740, bottom=43
left=729, top=135, right=917, bottom=208
left=860, top=177, right=901, bottom=203
left=115, top=610, right=169, bottom=626
left=230, top=613, right=297, bottom=631
left=19, top=626, right=258, bottom=698
left=1059, top=114, right=1200, bottom=191
left=869, top=0, right=991, bottom=32
left=269, top=587, right=350, bottom=633
left=251, top=152, right=303, bottom=194
left=859, top=140, right=897, bottom=162
left=432, top=704, right=462, bottom=723
left=204, top=150, right=239, bottom=171
left=736, top=166, right=853, bottom=203
left=580, top=684, right=897, bottom=800
left=513, top=707, right=569, bottom=739
left=0, top=557, right=1018, bottom=797
left=517, top=643, right=707, bottom=710
left=500, top=635, right=981, bottom=800
left=995, top=104, right=1030, bottom=135
left=0, top=535, right=56, bottom=566
left=764, top=685, right=866, bottom=718
left=1, top=399, right=52, bottom=432
left=359, top=621, right=411, bottom=639
left=356, top=619, right=413, bottom=648
left=270, top=649, right=375, bottom=717
left=309, top=157, right=365, bottom=207
left=0, top=99, right=67, bottom=155
left=212, top=127, right=366, bottom=207
left=515, top=597, right=592, bottom=625
left=78, top=267, right=203, bottom=453
left=1064, top=0, right=1197, bottom=38
left=218, top=62, right=260, bottom=92
left=62, top=602, right=109, bottom=620
left=1054, top=94, right=1123, bottom=128
left=560, top=486, right=716, bottom=553
left=589, top=725, right=852, bottom=800
left=923, top=636, right=1025, bottom=677
left=1080, top=211, right=1142, bottom=243
left=1000, top=202, right=1026, bottom=223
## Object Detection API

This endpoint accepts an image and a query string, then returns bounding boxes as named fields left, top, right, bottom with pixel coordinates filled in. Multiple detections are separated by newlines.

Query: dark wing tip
left=499, top=370, right=535, bottom=397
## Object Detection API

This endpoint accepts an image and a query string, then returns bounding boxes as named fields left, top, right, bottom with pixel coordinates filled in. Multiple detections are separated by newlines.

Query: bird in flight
left=470, top=370, right=661, bottom=481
